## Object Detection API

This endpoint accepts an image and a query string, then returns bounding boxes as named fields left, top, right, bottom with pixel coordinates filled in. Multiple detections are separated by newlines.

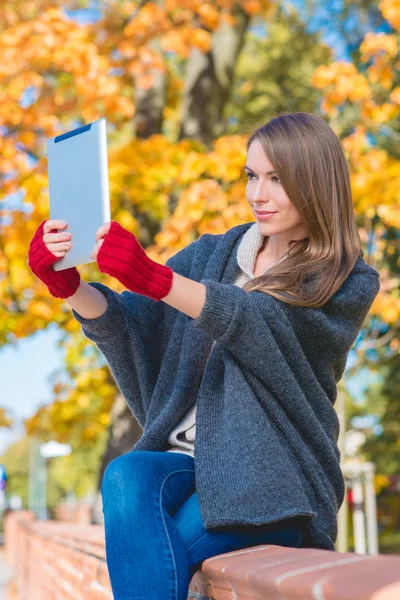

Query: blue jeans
left=101, top=450, right=304, bottom=600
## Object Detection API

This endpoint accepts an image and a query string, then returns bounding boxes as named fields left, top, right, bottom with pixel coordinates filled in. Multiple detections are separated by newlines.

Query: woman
left=28, top=112, right=380, bottom=600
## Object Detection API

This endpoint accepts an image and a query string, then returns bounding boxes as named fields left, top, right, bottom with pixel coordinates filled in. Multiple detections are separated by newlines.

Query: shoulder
left=330, top=256, right=380, bottom=310
left=269, top=256, right=380, bottom=333
left=349, top=256, right=380, bottom=282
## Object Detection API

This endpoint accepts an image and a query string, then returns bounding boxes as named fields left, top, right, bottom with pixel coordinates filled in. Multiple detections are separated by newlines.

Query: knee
left=101, top=452, right=149, bottom=512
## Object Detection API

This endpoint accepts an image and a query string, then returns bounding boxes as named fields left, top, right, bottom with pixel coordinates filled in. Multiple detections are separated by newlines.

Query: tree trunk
left=133, top=38, right=167, bottom=139
left=92, top=394, right=143, bottom=524
left=179, top=6, right=250, bottom=146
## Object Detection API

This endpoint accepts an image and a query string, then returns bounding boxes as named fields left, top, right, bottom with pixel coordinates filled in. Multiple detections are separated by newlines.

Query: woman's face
left=245, top=139, right=308, bottom=241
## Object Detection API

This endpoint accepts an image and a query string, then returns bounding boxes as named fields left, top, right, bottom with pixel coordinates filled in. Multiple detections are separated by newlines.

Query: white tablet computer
left=47, top=117, right=111, bottom=271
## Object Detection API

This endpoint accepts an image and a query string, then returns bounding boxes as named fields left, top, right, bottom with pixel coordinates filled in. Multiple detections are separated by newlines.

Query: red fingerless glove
left=28, top=220, right=81, bottom=299
left=97, top=221, right=174, bottom=301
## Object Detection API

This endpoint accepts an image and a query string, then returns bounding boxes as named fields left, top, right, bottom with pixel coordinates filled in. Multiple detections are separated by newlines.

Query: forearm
left=162, top=272, right=206, bottom=319
left=64, top=280, right=108, bottom=319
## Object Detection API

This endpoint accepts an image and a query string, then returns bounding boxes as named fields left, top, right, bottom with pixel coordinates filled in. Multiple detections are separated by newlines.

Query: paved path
left=0, top=550, right=12, bottom=600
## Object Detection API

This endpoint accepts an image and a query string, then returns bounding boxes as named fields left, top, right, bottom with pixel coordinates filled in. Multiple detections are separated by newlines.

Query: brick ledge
left=5, top=511, right=400, bottom=600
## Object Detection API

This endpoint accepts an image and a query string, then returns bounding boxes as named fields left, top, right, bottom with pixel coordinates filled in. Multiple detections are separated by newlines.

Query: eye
left=271, top=175, right=281, bottom=184
left=246, top=172, right=256, bottom=180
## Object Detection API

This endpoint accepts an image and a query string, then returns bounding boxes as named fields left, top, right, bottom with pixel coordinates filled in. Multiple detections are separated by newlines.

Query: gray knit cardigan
left=72, top=221, right=380, bottom=551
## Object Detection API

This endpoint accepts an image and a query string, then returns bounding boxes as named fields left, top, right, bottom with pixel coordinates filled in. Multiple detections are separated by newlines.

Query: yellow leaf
left=99, top=413, right=111, bottom=426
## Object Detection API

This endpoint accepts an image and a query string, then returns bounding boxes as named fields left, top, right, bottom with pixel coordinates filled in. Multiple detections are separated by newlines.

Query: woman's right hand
left=42, top=220, right=73, bottom=258
left=28, top=219, right=81, bottom=299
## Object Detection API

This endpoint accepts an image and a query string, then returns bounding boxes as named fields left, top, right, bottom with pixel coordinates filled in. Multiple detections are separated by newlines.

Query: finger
left=43, top=220, right=68, bottom=235
left=91, top=239, right=104, bottom=260
left=46, top=241, right=72, bottom=254
left=43, top=231, right=71, bottom=244
left=95, top=222, right=111, bottom=242
left=95, top=224, right=108, bottom=242
left=90, top=242, right=98, bottom=261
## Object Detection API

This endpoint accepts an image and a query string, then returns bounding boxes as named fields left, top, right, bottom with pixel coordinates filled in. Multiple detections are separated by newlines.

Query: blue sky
left=0, top=326, right=63, bottom=454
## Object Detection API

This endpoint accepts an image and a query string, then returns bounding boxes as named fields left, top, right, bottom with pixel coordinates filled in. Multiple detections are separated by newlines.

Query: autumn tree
left=1, top=0, right=395, bottom=507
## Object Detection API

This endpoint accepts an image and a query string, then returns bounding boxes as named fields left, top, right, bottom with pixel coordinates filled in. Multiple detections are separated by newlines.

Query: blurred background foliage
left=0, top=0, right=399, bottom=539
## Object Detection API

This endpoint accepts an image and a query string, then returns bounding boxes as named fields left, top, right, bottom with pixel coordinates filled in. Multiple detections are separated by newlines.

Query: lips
left=255, top=211, right=277, bottom=215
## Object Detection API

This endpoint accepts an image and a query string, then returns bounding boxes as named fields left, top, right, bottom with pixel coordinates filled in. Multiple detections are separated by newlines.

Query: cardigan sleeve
left=191, top=271, right=380, bottom=386
left=192, top=280, right=298, bottom=384
left=71, top=282, right=161, bottom=344
left=72, top=238, right=200, bottom=344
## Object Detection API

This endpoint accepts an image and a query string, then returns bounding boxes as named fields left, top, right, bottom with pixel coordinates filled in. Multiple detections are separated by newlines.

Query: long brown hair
left=242, top=112, right=363, bottom=308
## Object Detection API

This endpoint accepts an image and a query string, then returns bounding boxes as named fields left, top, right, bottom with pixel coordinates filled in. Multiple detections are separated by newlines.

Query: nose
left=251, top=177, right=270, bottom=202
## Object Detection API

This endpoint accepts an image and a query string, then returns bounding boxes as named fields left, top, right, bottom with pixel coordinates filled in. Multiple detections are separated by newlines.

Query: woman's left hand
left=91, top=222, right=111, bottom=261
left=92, top=220, right=174, bottom=301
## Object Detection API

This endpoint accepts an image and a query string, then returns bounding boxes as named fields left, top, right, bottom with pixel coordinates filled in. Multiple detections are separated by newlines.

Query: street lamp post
left=29, top=439, right=71, bottom=520
left=28, top=437, right=40, bottom=515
